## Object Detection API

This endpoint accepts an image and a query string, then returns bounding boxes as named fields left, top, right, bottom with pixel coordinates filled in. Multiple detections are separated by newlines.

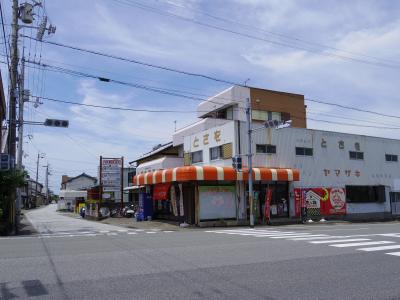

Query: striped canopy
left=133, top=166, right=300, bottom=186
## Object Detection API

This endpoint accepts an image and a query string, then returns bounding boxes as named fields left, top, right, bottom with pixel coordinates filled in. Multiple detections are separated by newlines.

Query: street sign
left=0, top=154, right=15, bottom=171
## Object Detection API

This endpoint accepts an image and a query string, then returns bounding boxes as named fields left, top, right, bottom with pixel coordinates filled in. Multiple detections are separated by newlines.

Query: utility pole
left=44, top=164, right=49, bottom=204
left=7, top=0, right=19, bottom=233
left=15, top=54, right=25, bottom=232
left=34, top=152, right=44, bottom=207
left=246, top=97, right=254, bottom=228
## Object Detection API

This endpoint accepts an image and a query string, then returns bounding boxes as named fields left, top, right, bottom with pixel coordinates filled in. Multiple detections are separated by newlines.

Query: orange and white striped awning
left=133, top=166, right=299, bottom=186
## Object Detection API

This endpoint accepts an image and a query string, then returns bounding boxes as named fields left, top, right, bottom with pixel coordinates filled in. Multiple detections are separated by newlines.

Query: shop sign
left=153, top=183, right=171, bottom=201
left=323, top=169, right=361, bottom=177
left=294, top=187, right=346, bottom=216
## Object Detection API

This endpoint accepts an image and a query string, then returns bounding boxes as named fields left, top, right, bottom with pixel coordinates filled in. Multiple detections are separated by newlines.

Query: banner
left=264, top=188, right=272, bottom=222
left=153, top=183, right=171, bottom=201
left=294, top=188, right=346, bottom=216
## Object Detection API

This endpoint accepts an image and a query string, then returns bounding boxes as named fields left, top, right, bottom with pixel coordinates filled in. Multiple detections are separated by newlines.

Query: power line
left=156, top=0, right=400, bottom=67
left=111, top=0, right=400, bottom=70
left=31, top=95, right=200, bottom=113
left=30, top=94, right=400, bottom=130
left=0, top=0, right=10, bottom=72
left=305, top=97, right=400, bottom=120
left=26, top=58, right=400, bottom=121
left=21, top=35, right=239, bottom=86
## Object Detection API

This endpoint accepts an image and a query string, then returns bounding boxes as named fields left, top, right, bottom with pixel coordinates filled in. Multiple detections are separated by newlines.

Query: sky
left=1, top=0, right=399, bottom=193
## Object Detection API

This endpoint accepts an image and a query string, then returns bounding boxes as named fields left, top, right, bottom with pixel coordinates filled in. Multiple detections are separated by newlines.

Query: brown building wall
left=250, top=87, right=307, bottom=128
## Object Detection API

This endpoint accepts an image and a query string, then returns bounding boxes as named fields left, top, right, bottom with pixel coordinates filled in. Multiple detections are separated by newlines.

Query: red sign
left=294, top=187, right=346, bottom=216
left=153, top=183, right=171, bottom=200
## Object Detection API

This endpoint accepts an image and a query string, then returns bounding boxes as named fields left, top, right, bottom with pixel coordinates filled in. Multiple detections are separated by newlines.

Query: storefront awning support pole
left=246, top=97, right=254, bottom=228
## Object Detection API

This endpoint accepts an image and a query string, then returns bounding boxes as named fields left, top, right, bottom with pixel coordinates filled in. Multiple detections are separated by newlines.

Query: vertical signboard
left=100, top=157, right=124, bottom=207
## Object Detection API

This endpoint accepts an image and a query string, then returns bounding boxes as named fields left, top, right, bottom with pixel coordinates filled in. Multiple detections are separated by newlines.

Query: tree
left=0, top=170, right=27, bottom=233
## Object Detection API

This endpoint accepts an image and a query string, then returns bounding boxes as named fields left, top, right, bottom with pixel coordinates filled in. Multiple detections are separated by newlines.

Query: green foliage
left=0, top=169, right=27, bottom=194
left=0, top=170, right=27, bottom=222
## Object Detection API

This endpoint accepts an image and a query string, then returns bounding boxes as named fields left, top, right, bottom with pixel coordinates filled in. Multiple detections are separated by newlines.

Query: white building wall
left=65, top=177, right=96, bottom=190
left=183, top=122, right=400, bottom=216
left=184, top=121, right=237, bottom=167
left=197, top=86, right=249, bottom=121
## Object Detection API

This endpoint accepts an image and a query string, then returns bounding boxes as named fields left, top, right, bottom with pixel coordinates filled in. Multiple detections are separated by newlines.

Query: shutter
left=222, top=143, right=233, bottom=159
left=184, top=152, right=191, bottom=166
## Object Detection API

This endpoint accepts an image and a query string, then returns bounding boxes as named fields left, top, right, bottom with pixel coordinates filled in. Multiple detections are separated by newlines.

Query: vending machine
left=138, top=192, right=153, bottom=221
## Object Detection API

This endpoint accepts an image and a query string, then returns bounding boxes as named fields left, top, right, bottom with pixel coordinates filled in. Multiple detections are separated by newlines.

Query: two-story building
left=133, top=85, right=400, bottom=226
left=59, top=173, right=97, bottom=212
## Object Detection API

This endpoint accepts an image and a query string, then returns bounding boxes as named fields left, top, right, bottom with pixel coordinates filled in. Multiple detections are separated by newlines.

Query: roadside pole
left=35, top=153, right=39, bottom=207
left=246, top=97, right=254, bottom=228
left=15, top=54, right=25, bottom=232
left=8, top=0, right=19, bottom=233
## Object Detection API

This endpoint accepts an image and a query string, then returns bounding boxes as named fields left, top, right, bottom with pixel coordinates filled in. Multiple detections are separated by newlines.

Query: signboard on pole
left=101, top=158, right=122, bottom=193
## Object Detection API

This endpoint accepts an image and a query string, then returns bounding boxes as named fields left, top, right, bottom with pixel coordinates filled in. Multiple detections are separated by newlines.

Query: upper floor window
left=210, top=146, right=223, bottom=160
left=386, top=154, right=398, bottom=162
left=191, top=150, right=203, bottom=163
left=252, top=110, right=282, bottom=122
left=349, top=151, right=364, bottom=160
left=296, top=147, right=313, bottom=156
left=256, top=144, right=276, bottom=154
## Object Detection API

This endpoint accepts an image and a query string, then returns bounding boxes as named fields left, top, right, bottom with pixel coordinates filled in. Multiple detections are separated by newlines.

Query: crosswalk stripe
left=205, top=230, right=291, bottom=236
left=386, top=252, right=400, bottom=256
left=269, top=234, right=318, bottom=239
left=287, top=235, right=330, bottom=241
left=331, top=241, right=394, bottom=248
left=358, top=245, right=400, bottom=252
left=310, top=238, right=370, bottom=244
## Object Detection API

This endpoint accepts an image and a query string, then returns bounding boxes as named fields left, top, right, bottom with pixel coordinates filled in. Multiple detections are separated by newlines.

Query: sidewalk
left=60, top=211, right=185, bottom=231
left=17, top=211, right=38, bottom=235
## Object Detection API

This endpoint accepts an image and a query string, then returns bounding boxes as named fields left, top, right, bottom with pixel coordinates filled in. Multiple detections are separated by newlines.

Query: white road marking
left=310, top=238, right=370, bottom=244
left=358, top=245, right=400, bottom=252
left=127, top=232, right=137, bottom=235
left=378, top=233, right=400, bottom=238
left=117, top=229, right=128, bottom=232
left=269, top=234, right=318, bottom=239
left=386, top=252, right=400, bottom=256
left=331, top=241, right=394, bottom=248
left=107, top=233, right=118, bottom=236
left=99, top=230, right=110, bottom=233
left=163, top=231, right=174, bottom=233
left=286, top=235, right=330, bottom=240
left=146, top=232, right=157, bottom=234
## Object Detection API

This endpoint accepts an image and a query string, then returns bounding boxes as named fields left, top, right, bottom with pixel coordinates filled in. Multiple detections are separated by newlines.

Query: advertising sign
left=101, top=157, right=123, bottom=193
left=153, top=183, right=171, bottom=201
left=294, top=187, right=346, bottom=216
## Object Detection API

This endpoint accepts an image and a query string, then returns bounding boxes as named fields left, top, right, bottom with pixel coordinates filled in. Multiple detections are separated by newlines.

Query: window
left=295, top=147, right=313, bottom=156
left=256, top=144, right=276, bottom=154
left=210, top=146, right=223, bottom=160
left=191, top=150, right=203, bottom=163
left=349, top=151, right=364, bottom=160
left=252, top=110, right=282, bottom=122
left=386, top=154, right=398, bottom=162
left=346, top=185, right=386, bottom=203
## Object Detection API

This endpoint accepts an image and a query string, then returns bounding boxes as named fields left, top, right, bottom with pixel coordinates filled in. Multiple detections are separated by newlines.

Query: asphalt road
left=2, top=204, right=400, bottom=299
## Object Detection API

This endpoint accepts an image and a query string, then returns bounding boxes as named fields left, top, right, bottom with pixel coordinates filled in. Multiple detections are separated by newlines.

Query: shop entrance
left=253, top=182, right=289, bottom=223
